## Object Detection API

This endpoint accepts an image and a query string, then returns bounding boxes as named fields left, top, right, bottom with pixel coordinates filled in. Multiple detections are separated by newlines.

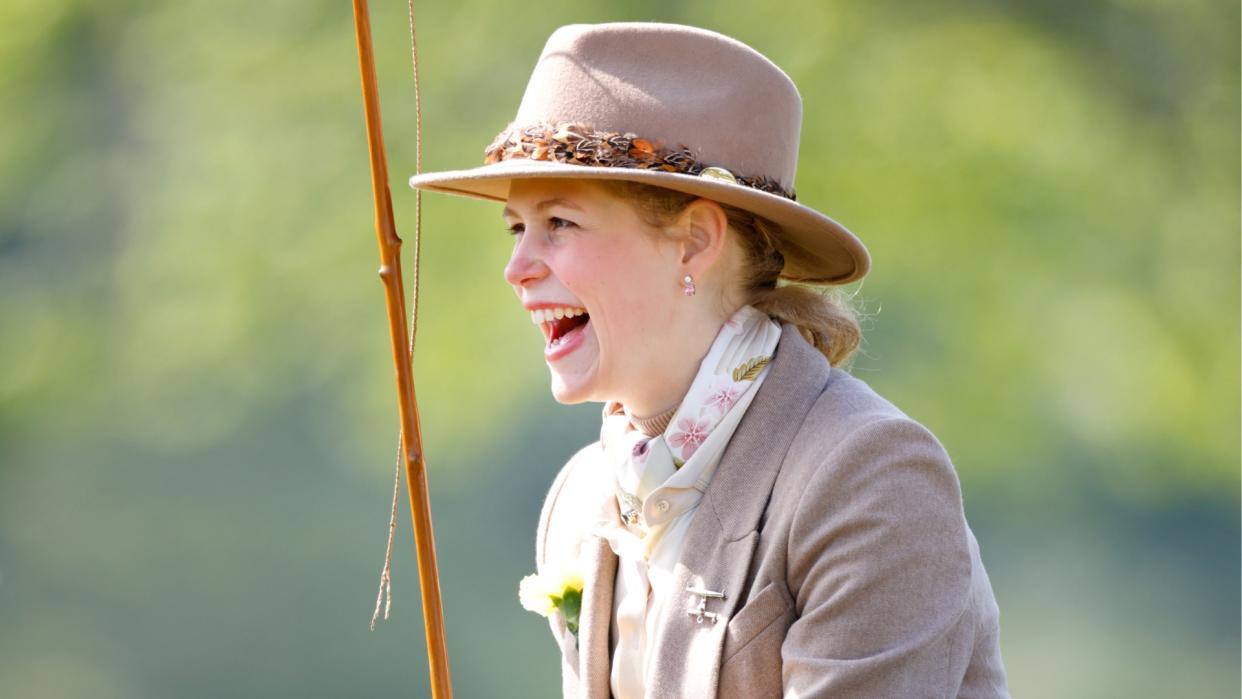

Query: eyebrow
left=501, top=197, right=585, bottom=219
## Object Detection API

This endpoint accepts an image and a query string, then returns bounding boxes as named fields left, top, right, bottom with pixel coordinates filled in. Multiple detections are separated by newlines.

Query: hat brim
left=408, top=159, right=869, bottom=284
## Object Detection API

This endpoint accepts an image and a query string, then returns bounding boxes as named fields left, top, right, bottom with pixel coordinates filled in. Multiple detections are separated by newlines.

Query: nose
left=503, top=233, right=548, bottom=290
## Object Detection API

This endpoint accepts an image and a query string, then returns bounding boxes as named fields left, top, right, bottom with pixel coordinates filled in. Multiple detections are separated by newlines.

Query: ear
left=676, top=198, right=730, bottom=274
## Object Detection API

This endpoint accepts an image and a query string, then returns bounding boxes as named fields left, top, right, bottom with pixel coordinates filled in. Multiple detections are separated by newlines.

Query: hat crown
left=511, top=23, right=803, bottom=188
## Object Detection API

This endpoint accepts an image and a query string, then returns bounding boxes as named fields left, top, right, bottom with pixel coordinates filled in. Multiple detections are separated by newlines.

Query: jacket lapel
left=644, top=324, right=831, bottom=698
left=578, top=484, right=619, bottom=698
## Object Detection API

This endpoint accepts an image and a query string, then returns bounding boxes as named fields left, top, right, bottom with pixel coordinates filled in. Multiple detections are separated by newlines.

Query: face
left=502, top=179, right=686, bottom=407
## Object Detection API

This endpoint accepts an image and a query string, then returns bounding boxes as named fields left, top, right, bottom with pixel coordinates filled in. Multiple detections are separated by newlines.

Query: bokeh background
left=1, top=0, right=1238, bottom=696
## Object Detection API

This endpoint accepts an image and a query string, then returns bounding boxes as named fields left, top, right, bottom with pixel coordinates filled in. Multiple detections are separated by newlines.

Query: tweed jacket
left=534, top=323, right=1011, bottom=698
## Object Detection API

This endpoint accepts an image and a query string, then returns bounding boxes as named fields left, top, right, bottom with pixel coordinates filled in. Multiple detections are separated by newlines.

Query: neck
left=618, top=302, right=741, bottom=416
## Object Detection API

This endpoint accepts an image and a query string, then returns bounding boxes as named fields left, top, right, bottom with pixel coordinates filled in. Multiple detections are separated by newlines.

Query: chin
left=548, top=373, right=594, bottom=405
left=545, top=328, right=603, bottom=405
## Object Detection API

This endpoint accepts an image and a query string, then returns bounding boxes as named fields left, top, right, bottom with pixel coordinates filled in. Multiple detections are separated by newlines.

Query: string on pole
left=350, top=0, right=453, bottom=696
left=371, top=0, right=426, bottom=634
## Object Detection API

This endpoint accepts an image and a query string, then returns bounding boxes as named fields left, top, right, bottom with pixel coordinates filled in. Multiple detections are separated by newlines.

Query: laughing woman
left=411, top=22, right=1010, bottom=699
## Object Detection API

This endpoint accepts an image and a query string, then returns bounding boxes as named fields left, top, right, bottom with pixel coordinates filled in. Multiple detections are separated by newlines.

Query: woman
left=411, top=22, right=1010, bottom=699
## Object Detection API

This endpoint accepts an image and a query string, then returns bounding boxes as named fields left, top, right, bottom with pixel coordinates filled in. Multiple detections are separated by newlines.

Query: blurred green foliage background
left=1, top=0, right=1237, bottom=696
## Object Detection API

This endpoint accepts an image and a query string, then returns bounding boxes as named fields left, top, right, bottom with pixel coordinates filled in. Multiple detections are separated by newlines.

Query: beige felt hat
left=409, top=22, right=869, bottom=284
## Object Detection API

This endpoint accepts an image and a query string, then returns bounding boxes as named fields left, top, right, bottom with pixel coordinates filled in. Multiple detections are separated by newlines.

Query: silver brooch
left=618, top=491, right=643, bottom=527
left=686, top=585, right=726, bottom=624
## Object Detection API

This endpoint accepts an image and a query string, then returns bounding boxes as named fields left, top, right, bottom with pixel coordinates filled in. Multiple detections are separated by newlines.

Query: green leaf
left=558, top=588, right=582, bottom=638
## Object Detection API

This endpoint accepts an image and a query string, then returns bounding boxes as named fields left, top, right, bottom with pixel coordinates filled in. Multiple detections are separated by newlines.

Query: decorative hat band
left=483, top=122, right=798, bottom=202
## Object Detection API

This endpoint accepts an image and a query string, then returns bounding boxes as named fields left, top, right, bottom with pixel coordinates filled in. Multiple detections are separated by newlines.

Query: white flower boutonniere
left=518, top=562, right=584, bottom=639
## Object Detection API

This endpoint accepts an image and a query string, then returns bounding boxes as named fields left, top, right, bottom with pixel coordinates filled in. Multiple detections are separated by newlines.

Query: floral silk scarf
left=596, top=304, right=781, bottom=699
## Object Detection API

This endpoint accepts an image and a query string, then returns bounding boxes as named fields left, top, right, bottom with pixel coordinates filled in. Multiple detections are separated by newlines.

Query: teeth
left=528, top=306, right=587, bottom=325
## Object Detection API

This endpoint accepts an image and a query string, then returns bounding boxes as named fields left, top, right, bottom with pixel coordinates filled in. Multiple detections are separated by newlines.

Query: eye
left=548, top=216, right=577, bottom=230
left=505, top=222, right=525, bottom=236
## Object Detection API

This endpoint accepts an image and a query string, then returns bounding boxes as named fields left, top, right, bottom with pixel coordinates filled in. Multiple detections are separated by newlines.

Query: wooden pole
left=350, top=1, right=453, bottom=697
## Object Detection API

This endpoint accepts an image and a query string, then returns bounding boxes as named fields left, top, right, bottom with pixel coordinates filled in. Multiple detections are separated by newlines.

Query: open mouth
left=530, top=306, right=590, bottom=349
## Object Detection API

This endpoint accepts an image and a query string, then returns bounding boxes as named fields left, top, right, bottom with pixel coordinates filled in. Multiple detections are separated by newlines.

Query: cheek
left=578, top=248, right=675, bottom=340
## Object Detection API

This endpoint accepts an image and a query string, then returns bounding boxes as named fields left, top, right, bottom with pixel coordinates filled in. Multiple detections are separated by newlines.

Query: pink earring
left=682, top=274, right=696, bottom=297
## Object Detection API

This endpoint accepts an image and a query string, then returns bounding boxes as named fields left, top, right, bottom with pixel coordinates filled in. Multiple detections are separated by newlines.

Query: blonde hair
left=605, top=180, right=862, bottom=367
